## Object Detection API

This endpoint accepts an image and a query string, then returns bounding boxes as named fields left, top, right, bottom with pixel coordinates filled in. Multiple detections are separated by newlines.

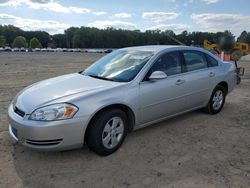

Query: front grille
left=14, top=106, right=25, bottom=117
left=26, top=139, right=62, bottom=146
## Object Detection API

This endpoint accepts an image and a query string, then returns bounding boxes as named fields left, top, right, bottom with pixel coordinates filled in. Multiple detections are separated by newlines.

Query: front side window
left=183, top=51, right=208, bottom=72
left=150, top=51, right=182, bottom=76
left=83, top=50, right=153, bottom=82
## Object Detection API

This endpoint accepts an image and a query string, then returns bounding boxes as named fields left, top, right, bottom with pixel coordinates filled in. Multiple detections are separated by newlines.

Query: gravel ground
left=0, top=52, right=250, bottom=188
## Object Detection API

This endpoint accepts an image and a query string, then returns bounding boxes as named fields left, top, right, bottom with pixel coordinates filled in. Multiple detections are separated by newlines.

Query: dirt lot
left=0, top=52, right=250, bottom=188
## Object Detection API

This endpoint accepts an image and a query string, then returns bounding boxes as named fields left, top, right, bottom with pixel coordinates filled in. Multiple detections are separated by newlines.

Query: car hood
left=14, top=73, right=123, bottom=114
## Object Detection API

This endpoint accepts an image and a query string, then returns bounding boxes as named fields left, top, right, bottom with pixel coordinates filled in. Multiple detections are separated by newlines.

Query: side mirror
left=148, top=71, right=167, bottom=80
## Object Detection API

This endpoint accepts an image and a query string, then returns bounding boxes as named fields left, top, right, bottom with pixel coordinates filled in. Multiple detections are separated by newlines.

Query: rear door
left=205, top=53, right=220, bottom=88
left=181, top=50, right=211, bottom=109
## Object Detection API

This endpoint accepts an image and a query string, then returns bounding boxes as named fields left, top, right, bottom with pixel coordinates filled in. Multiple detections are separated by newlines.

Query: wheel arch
left=84, top=103, right=136, bottom=143
left=217, top=81, right=228, bottom=94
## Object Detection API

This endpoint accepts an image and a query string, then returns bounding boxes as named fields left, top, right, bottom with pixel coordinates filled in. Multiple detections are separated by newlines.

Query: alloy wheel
left=102, top=117, right=124, bottom=149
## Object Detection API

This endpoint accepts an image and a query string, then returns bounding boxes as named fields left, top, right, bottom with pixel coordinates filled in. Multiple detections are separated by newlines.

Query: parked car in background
left=12, top=48, right=20, bottom=52
left=4, top=47, right=11, bottom=52
left=8, top=45, right=239, bottom=156
left=0, top=47, right=113, bottom=53
left=33, top=48, right=41, bottom=52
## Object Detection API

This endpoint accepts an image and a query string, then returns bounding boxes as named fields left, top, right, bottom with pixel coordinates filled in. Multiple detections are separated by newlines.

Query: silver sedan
left=8, top=45, right=238, bottom=155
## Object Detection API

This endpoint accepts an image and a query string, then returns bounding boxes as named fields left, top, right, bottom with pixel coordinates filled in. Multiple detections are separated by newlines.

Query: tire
left=204, top=85, right=226, bottom=114
left=86, top=109, right=128, bottom=156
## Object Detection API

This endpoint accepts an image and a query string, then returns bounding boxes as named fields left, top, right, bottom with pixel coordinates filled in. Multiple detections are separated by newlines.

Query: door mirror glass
left=149, top=71, right=167, bottom=80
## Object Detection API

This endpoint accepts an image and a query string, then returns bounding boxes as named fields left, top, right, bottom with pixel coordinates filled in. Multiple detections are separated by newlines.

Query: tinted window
left=206, top=54, right=218, bottom=67
left=183, top=51, right=208, bottom=71
left=150, top=51, right=182, bottom=76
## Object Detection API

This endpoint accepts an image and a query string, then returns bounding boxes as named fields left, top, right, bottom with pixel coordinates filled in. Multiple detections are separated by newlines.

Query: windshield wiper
left=87, top=74, right=115, bottom=82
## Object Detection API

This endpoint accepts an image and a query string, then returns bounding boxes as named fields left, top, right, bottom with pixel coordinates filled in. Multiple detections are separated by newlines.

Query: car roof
left=120, top=45, right=221, bottom=62
left=121, top=45, right=204, bottom=53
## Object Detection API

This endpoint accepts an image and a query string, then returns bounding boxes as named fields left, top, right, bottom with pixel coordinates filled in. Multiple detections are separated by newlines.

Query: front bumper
left=8, top=104, right=89, bottom=151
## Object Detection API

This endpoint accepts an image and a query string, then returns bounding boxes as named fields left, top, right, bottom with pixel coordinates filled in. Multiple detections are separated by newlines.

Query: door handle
left=209, top=72, right=215, bottom=77
left=176, top=79, right=185, bottom=85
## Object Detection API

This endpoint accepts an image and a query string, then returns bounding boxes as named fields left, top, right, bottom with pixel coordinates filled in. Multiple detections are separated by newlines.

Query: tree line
left=1, top=24, right=250, bottom=50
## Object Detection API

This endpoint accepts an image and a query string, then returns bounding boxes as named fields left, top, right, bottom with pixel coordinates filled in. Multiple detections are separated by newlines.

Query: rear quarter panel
left=219, top=61, right=237, bottom=93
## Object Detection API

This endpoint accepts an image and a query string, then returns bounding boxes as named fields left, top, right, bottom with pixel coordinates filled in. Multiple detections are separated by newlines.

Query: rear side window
left=183, top=51, right=208, bottom=72
left=206, top=54, right=218, bottom=67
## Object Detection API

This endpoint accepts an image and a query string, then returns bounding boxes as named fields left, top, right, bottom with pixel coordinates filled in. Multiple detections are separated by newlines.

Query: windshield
left=83, top=50, right=153, bottom=82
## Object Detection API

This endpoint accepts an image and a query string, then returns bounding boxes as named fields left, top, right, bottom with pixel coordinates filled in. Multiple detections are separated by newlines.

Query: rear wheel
left=204, top=85, right=226, bottom=114
left=86, top=109, right=128, bottom=156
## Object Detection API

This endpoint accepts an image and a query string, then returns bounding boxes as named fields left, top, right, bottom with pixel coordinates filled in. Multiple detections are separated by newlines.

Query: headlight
left=29, top=103, right=78, bottom=121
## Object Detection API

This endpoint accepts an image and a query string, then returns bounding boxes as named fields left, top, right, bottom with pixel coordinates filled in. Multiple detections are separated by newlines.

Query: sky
left=0, top=0, right=250, bottom=36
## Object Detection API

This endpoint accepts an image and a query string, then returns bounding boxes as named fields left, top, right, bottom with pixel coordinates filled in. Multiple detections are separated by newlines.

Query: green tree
left=29, top=37, right=42, bottom=48
left=12, top=36, right=28, bottom=48
left=245, top=32, right=250, bottom=46
left=0, top=35, right=6, bottom=47
left=53, top=34, right=66, bottom=48
left=237, top=31, right=248, bottom=42
left=24, top=31, right=51, bottom=48
left=47, top=42, right=56, bottom=48
left=1, top=25, right=24, bottom=46
left=218, top=30, right=235, bottom=52
left=2, top=24, right=250, bottom=49
left=65, top=27, right=79, bottom=48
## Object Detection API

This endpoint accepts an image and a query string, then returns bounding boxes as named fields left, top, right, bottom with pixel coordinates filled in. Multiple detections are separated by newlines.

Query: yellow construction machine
left=203, top=39, right=221, bottom=54
left=203, top=40, right=245, bottom=84
left=203, top=39, right=250, bottom=56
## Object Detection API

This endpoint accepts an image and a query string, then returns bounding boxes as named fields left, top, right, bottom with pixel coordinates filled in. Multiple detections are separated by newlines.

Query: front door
left=139, top=51, right=187, bottom=124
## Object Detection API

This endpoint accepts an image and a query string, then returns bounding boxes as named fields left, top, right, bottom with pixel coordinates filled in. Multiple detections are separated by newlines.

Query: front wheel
left=86, top=109, right=128, bottom=156
left=204, top=85, right=226, bottom=114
